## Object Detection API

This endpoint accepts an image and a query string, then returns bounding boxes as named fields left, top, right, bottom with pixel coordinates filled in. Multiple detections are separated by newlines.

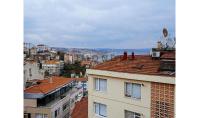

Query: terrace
left=37, top=85, right=73, bottom=107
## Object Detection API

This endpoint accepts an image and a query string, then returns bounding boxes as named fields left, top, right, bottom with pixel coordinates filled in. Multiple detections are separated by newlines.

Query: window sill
left=94, top=90, right=107, bottom=94
left=124, top=96, right=141, bottom=101
left=95, top=114, right=107, bottom=118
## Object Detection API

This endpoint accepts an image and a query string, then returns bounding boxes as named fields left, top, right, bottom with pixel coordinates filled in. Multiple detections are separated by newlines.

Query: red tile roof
left=25, top=60, right=37, bottom=64
left=24, top=76, right=75, bottom=94
left=92, top=55, right=175, bottom=77
left=161, top=52, right=175, bottom=59
left=44, top=60, right=59, bottom=64
left=71, top=97, right=88, bottom=118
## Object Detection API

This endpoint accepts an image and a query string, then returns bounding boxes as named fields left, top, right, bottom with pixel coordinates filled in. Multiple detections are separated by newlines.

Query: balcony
left=37, top=86, right=72, bottom=108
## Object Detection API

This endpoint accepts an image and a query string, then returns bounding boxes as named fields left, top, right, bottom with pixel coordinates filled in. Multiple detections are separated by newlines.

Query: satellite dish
left=163, top=28, right=168, bottom=38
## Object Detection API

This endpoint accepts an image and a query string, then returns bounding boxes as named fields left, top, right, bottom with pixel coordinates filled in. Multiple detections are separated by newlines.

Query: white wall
left=24, top=62, right=44, bottom=87
left=88, top=75, right=151, bottom=118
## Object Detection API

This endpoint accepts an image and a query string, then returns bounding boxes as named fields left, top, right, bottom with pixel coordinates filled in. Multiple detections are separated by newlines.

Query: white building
left=42, top=60, right=64, bottom=75
left=64, top=54, right=73, bottom=64
left=24, top=60, right=44, bottom=88
left=24, top=77, right=76, bottom=118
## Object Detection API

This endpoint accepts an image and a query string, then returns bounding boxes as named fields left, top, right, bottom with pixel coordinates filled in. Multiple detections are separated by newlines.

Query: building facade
left=64, top=54, right=73, bottom=64
left=42, top=60, right=64, bottom=76
left=24, top=60, right=44, bottom=88
left=24, top=77, right=76, bottom=118
left=87, top=51, right=175, bottom=118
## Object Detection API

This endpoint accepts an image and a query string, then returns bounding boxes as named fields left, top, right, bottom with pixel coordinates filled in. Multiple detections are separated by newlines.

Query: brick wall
left=151, top=82, right=175, bottom=118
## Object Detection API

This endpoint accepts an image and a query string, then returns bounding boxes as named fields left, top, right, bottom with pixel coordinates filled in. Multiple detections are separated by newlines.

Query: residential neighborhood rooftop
left=44, top=60, right=60, bottom=64
left=92, top=53, right=175, bottom=77
left=71, top=97, right=88, bottom=118
left=24, top=76, right=75, bottom=94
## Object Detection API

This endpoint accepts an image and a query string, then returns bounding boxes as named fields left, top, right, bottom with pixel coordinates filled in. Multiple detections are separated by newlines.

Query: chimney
left=123, top=51, right=128, bottom=60
left=132, top=52, right=135, bottom=60
left=49, top=77, right=53, bottom=83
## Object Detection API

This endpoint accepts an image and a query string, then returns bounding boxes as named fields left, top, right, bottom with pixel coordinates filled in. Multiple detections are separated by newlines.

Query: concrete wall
left=24, top=107, right=51, bottom=118
left=24, top=62, right=44, bottom=88
left=42, top=64, right=60, bottom=75
left=24, top=94, right=71, bottom=118
left=24, top=99, right=37, bottom=107
left=88, top=75, right=151, bottom=118
left=50, top=94, right=70, bottom=118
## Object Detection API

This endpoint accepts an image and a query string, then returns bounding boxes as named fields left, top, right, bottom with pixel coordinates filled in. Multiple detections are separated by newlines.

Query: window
left=94, top=102, right=107, bottom=117
left=125, top=110, right=141, bottom=118
left=95, top=78, right=107, bottom=92
left=58, top=108, right=60, bottom=116
left=29, top=68, right=32, bottom=77
left=54, top=110, right=57, bottom=118
left=75, top=95, right=78, bottom=100
left=63, top=101, right=70, bottom=111
left=125, top=83, right=141, bottom=99
left=24, top=113, right=31, bottom=118
left=43, top=114, right=48, bottom=118
left=35, top=114, right=47, bottom=118
left=54, top=108, right=60, bottom=118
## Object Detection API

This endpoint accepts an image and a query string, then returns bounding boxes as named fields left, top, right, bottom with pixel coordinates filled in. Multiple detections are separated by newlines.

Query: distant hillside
left=51, top=47, right=150, bottom=55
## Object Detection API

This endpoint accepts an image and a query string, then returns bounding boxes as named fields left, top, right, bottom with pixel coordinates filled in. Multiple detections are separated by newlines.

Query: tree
left=62, top=61, right=86, bottom=78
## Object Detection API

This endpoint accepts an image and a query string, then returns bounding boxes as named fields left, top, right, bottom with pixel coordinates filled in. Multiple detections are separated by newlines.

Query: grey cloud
left=24, top=0, right=175, bottom=48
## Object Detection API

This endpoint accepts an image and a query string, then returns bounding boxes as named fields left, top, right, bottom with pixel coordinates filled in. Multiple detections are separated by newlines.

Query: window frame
left=35, top=113, right=48, bottom=118
left=124, top=82, right=141, bottom=99
left=94, top=102, right=107, bottom=117
left=124, top=110, right=141, bottom=118
left=54, top=107, right=60, bottom=118
left=94, top=78, right=107, bottom=92
left=62, top=101, right=70, bottom=111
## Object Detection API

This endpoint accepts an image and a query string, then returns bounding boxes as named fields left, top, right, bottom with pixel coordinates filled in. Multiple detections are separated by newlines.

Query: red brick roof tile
left=71, top=97, right=88, bottom=118
left=92, top=55, right=175, bottom=77
left=24, top=77, right=75, bottom=94
left=161, top=52, right=175, bottom=59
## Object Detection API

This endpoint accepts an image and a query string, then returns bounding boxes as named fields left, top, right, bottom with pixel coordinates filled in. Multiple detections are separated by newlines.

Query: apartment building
left=87, top=50, right=175, bottom=118
left=24, top=77, right=76, bottom=118
left=74, top=78, right=88, bottom=95
left=30, top=47, right=37, bottom=56
left=24, top=60, right=44, bottom=88
left=42, top=60, right=64, bottom=76
left=37, top=44, right=50, bottom=53
left=64, top=54, right=73, bottom=64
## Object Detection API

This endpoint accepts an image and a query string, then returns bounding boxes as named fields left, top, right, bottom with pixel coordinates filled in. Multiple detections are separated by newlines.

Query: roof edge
left=86, top=69, right=175, bottom=84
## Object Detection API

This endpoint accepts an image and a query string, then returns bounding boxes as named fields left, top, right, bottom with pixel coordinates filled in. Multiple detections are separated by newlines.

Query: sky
left=24, top=0, right=175, bottom=49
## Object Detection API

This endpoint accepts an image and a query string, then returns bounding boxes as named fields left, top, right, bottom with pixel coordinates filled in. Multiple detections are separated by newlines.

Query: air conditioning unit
left=152, top=51, right=160, bottom=58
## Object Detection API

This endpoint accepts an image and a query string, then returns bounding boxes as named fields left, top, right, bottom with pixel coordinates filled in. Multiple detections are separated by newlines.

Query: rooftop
left=74, top=78, right=88, bottom=82
left=71, top=97, right=88, bottom=118
left=24, top=59, right=37, bottom=64
left=161, top=52, right=175, bottom=59
left=24, top=76, right=75, bottom=94
left=92, top=54, right=175, bottom=77
left=81, top=60, right=92, bottom=65
left=44, top=60, right=59, bottom=64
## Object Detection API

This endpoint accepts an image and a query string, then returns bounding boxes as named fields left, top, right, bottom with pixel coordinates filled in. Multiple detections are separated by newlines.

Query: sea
left=94, top=48, right=151, bottom=55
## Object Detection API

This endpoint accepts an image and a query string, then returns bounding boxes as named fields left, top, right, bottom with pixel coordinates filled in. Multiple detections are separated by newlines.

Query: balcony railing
left=37, top=87, right=72, bottom=107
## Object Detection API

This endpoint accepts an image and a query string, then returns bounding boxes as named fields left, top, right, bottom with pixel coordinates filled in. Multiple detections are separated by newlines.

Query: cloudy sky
left=24, top=0, right=175, bottom=49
